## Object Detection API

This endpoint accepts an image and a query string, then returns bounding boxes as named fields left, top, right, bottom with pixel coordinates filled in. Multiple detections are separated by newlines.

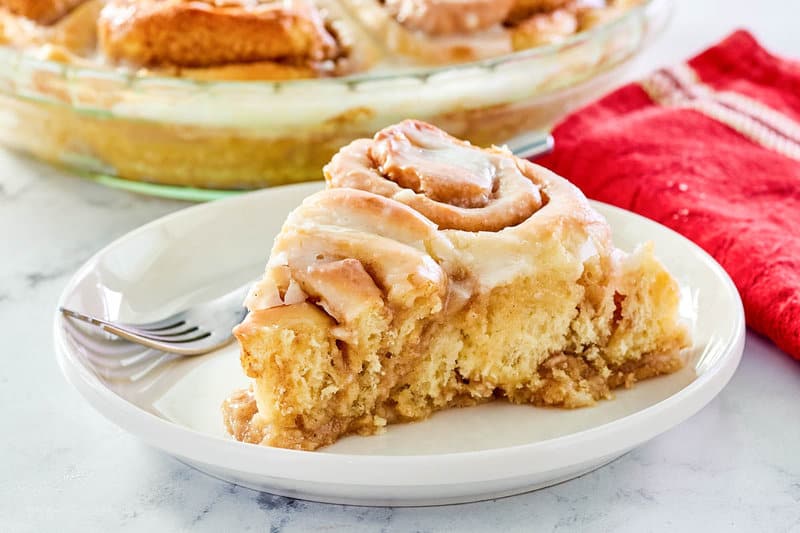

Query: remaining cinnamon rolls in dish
left=224, top=120, right=691, bottom=451
left=0, top=0, right=645, bottom=75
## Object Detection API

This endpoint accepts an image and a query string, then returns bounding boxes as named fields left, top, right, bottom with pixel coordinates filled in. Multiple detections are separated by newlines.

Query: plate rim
left=54, top=184, right=746, bottom=487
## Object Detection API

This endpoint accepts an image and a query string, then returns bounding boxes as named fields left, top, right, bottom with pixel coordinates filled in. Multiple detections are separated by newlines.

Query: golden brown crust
left=0, top=0, right=87, bottom=24
left=98, top=0, right=341, bottom=68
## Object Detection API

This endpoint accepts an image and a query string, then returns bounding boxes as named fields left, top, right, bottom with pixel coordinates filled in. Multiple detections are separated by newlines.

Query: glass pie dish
left=0, top=0, right=671, bottom=200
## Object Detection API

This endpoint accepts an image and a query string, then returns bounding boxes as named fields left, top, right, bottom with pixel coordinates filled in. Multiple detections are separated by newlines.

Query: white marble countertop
left=2, top=1, right=800, bottom=531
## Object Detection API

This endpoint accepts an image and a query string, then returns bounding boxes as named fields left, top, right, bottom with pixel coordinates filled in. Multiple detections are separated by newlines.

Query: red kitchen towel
left=536, top=30, right=800, bottom=360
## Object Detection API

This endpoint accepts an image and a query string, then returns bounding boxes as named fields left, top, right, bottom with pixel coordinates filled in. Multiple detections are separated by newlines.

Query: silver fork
left=59, top=131, right=554, bottom=359
left=60, top=282, right=251, bottom=356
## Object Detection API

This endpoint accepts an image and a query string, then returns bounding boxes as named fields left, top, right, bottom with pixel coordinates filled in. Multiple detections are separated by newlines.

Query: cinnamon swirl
left=224, top=120, right=691, bottom=451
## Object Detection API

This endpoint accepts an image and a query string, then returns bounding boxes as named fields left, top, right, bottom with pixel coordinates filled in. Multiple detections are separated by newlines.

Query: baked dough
left=224, top=120, right=691, bottom=450
left=98, top=0, right=340, bottom=68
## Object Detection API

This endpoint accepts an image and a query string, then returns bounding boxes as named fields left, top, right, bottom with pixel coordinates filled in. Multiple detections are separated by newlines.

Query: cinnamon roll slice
left=224, top=120, right=691, bottom=451
left=98, top=0, right=363, bottom=79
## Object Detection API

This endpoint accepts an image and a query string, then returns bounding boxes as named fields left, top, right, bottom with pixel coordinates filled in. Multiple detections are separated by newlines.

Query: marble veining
left=3, top=1, right=800, bottom=531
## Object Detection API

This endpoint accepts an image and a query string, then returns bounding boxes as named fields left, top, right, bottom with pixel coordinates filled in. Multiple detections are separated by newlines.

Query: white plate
left=55, top=182, right=745, bottom=506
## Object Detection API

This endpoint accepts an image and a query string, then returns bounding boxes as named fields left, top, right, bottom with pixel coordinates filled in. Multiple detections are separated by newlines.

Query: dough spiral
left=324, top=119, right=545, bottom=232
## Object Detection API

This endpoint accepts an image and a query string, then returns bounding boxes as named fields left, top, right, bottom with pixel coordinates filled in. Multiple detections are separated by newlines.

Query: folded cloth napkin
left=536, top=30, right=800, bottom=360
